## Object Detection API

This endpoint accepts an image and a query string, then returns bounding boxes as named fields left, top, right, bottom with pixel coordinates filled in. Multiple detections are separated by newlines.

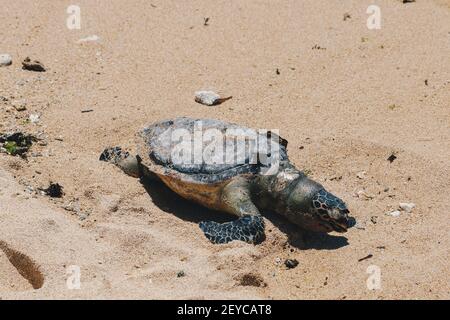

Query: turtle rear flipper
left=199, top=215, right=265, bottom=244
left=100, top=146, right=140, bottom=178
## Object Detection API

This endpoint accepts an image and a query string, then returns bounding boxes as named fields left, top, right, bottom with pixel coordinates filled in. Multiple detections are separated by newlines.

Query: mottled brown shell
left=137, top=117, right=288, bottom=182
left=136, top=117, right=288, bottom=209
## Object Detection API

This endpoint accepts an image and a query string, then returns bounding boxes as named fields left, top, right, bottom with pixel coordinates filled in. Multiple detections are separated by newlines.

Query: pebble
left=13, top=102, right=27, bottom=111
left=63, top=200, right=80, bottom=213
left=386, top=210, right=401, bottom=217
left=354, top=222, right=366, bottom=230
left=399, top=202, right=415, bottom=213
left=22, top=57, right=46, bottom=72
left=177, top=270, right=186, bottom=278
left=356, top=190, right=373, bottom=200
left=284, top=259, right=299, bottom=269
left=25, top=186, right=34, bottom=194
left=78, top=212, right=89, bottom=221
left=194, top=90, right=231, bottom=106
left=0, top=54, right=12, bottom=67
left=77, top=35, right=100, bottom=43
left=99, top=194, right=120, bottom=212
left=29, top=114, right=40, bottom=123
left=356, top=171, right=366, bottom=179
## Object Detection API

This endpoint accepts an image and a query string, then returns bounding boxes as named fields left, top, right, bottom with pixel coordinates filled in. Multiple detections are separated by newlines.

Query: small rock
left=194, top=90, right=232, bottom=106
left=177, top=270, right=185, bottom=278
left=343, top=13, right=351, bottom=21
left=13, top=103, right=27, bottom=111
left=387, top=154, right=397, bottom=163
left=63, top=200, right=80, bottom=213
left=284, top=259, right=299, bottom=269
left=0, top=54, right=12, bottom=67
left=29, top=114, right=40, bottom=123
left=356, top=171, right=366, bottom=179
left=354, top=222, right=366, bottom=230
left=386, top=210, right=401, bottom=217
left=312, top=44, right=326, bottom=50
left=22, top=57, right=46, bottom=72
left=77, top=35, right=100, bottom=43
left=356, top=190, right=373, bottom=200
left=78, top=212, right=89, bottom=221
left=99, top=194, right=120, bottom=212
left=399, top=202, right=415, bottom=213
left=25, top=186, right=34, bottom=194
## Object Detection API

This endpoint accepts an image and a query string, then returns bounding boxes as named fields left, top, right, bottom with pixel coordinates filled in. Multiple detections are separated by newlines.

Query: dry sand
left=0, top=0, right=449, bottom=299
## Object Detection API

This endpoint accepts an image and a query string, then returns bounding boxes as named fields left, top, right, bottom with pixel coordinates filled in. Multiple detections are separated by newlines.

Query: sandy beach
left=0, top=0, right=449, bottom=299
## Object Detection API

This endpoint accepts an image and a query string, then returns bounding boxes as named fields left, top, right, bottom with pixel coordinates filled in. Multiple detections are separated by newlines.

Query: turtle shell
left=136, top=117, right=288, bottom=184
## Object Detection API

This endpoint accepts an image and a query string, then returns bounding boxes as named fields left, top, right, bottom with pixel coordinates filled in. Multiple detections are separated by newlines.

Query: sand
left=0, top=0, right=449, bottom=299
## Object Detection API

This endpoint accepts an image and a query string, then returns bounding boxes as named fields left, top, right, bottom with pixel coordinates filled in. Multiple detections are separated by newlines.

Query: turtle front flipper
left=199, top=177, right=265, bottom=244
left=199, top=215, right=264, bottom=244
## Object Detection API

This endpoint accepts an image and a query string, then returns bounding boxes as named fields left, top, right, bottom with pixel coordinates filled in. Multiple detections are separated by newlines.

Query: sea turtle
left=100, top=117, right=351, bottom=244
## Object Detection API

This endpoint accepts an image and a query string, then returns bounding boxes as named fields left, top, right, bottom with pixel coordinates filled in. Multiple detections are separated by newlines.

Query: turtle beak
left=329, top=217, right=349, bottom=233
left=329, top=208, right=350, bottom=233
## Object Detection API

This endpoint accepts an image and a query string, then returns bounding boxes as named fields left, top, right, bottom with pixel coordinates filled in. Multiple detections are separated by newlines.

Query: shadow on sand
left=140, top=176, right=349, bottom=250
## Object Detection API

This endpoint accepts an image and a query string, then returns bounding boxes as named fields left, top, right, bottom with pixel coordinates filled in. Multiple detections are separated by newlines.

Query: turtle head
left=309, top=189, right=350, bottom=233
left=285, top=179, right=351, bottom=233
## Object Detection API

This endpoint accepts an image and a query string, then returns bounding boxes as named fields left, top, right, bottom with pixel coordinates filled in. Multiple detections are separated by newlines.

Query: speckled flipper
left=199, top=177, right=265, bottom=244
left=199, top=215, right=265, bottom=244
left=99, top=146, right=140, bottom=178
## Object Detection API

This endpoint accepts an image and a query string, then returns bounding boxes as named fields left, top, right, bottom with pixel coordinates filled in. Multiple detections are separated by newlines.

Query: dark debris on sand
left=42, top=183, right=64, bottom=198
left=0, top=132, right=37, bottom=157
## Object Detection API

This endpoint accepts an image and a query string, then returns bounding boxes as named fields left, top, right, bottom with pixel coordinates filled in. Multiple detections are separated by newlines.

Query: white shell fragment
left=386, top=210, right=401, bottom=217
left=356, top=171, right=366, bottom=179
left=194, top=90, right=231, bottom=106
left=399, top=202, right=415, bottom=213
left=356, top=190, right=373, bottom=200
left=29, top=113, right=40, bottom=123
left=77, top=35, right=100, bottom=43
left=0, top=54, right=12, bottom=67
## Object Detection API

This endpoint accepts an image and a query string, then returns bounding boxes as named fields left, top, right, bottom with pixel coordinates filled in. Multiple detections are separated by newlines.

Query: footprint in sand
left=0, top=241, right=44, bottom=291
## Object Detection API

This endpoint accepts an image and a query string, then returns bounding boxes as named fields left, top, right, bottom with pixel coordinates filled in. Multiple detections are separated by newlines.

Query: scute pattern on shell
left=137, top=117, right=288, bottom=183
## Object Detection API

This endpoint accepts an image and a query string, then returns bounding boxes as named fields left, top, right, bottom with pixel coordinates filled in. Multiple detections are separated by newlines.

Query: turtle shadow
left=140, top=176, right=230, bottom=224
left=140, top=176, right=349, bottom=250
left=263, top=211, right=349, bottom=250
